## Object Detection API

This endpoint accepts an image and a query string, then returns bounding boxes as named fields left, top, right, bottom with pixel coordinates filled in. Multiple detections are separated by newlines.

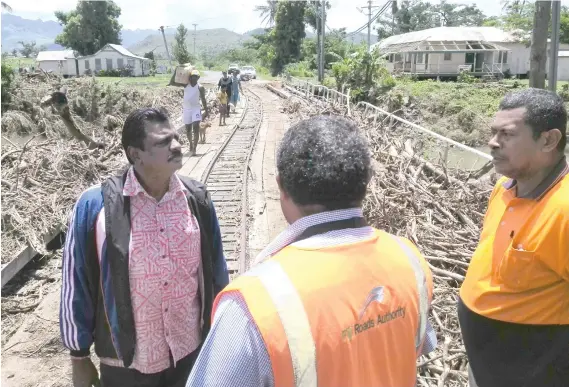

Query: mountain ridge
left=1, top=13, right=378, bottom=57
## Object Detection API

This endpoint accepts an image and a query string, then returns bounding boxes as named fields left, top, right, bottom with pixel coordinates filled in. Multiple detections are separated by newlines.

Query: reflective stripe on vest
left=243, top=236, right=429, bottom=387
left=391, top=235, right=429, bottom=352
left=244, top=260, right=318, bottom=387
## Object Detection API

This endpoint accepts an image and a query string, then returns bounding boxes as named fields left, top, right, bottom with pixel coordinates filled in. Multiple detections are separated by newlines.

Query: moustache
left=168, top=152, right=182, bottom=161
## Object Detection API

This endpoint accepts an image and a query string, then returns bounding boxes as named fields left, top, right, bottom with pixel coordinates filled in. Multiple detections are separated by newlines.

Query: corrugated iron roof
left=77, top=44, right=150, bottom=60
left=107, top=44, right=148, bottom=60
left=36, top=50, right=75, bottom=61
left=372, top=27, right=518, bottom=52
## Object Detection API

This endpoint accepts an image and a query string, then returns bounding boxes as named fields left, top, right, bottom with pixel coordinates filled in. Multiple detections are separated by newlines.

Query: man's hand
left=72, top=357, right=100, bottom=387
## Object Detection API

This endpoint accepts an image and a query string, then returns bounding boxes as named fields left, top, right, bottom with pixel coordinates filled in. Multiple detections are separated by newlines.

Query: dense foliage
left=55, top=0, right=122, bottom=55
left=172, top=24, right=194, bottom=65
left=1, top=63, right=14, bottom=112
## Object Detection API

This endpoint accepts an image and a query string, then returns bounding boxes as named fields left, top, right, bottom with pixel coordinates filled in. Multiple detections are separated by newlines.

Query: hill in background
left=128, top=28, right=249, bottom=58
left=1, top=13, right=378, bottom=56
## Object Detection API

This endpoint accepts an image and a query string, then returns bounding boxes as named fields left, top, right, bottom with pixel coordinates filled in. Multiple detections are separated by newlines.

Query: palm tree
left=254, top=0, right=278, bottom=27
left=1, top=2, right=12, bottom=12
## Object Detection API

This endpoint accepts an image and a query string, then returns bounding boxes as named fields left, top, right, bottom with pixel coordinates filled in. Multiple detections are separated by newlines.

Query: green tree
left=377, top=0, right=486, bottom=39
left=272, top=1, right=306, bottom=75
left=143, top=51, right=157, bottom=75
left=1, top=2, right=12, bottom=12
left=243, top=29, right=276, bottom=69
left=254, top=0, right=279, bottom=27
left=301, top=28, right=353, bottom=70
left=11, top=48, right=17, bottom=56
left=55, top=1, right=121, bottom=56
left=1, top=62, right=14, bottom=112
left=18, top=40, right=37, bottom=58
left=484, top=1, right=569, bottom=44
left=172, top=24, right=193, bottom=64
left=332, top=47, right=394, bottom=103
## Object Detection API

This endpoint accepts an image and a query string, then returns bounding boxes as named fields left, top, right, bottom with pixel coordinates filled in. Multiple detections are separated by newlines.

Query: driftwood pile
left=0, top=133, right=127, bottom=262
left=1, top=75, right=220, bottom=262
left=284, top=96, right=497, bottom=387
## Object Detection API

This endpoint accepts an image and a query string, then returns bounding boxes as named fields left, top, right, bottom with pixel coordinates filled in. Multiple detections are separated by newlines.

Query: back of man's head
left=276, top=115, right=372, bottom=210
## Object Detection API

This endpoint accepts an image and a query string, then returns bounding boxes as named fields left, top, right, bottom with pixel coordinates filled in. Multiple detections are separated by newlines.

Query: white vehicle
left=241, top=66, right=257, bottom=79
left=228, top=63, right=240, bottom=75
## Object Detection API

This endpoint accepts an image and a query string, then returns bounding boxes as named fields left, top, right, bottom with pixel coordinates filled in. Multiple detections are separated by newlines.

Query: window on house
left=127, top=59, right=135, bottom=68
left=117, top=58, right=124, bottom=68
left=394, top=54, right=401, bottom=62
left=95, top=59, right=102, bottom=71
left=417, top=53, right=424, bottom=64
left=106, top=58, right=113, bottom=70
left=85, top=60, right=90, bottom=69
left=444, top=53, right=452, bottom=61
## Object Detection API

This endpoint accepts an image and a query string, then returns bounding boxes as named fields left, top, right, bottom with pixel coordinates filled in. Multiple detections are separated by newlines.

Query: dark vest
left=94, top=171, right=216, bottom=367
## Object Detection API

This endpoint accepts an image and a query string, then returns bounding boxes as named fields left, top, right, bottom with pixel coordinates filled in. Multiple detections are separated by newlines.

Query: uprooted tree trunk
left=40, top=90, right=104, bottom=150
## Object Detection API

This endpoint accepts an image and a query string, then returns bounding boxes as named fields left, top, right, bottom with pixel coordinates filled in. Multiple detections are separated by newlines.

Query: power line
left=358, top=0, right=382, bottom=49
left=346, top=0, right=392, bottom=41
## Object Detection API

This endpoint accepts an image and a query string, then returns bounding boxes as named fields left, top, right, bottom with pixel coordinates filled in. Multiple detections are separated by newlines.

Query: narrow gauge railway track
left=201, top=87, right=263, bottom=277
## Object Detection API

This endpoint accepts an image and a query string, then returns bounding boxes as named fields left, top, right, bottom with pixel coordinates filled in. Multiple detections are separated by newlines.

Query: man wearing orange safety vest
left=185, top=115, right=438, bottom=387
left=459, top=88, right=569, bottom=387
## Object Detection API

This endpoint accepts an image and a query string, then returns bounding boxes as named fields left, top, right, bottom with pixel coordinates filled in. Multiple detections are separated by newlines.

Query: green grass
left=1, top=57, right=35, bottom=68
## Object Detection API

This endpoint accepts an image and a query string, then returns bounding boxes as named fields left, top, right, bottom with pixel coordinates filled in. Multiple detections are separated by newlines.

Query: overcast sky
left=7, top=0, right=569, bottom=34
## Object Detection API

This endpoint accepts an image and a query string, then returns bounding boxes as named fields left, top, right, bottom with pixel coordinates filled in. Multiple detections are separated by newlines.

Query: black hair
left=276, top=115, right=372, bottom=209
left=499, top=88, right=567, bottom=151
left=121, top=107, right=170, bottom=164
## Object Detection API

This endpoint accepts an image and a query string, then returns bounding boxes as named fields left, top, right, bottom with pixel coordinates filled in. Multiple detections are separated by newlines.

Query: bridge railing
left=282, top=75, right=351, bottom=108
left=281, top=74, right=492, bottom=171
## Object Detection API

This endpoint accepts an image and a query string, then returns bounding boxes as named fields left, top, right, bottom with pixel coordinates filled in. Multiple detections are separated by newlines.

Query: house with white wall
left=371, top=26, right=569, bottom=79
left=36, top=50, right=77, bottom=77
left=77, top=44, right=151, bottom=76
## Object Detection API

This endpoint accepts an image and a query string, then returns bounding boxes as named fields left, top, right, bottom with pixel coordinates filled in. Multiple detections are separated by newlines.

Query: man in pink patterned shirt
left=60, top=107, right=229, bottom=387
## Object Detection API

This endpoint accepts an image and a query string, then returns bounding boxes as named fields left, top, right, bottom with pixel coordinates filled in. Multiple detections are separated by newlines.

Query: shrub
left=1, top=63, right=15, bottom=112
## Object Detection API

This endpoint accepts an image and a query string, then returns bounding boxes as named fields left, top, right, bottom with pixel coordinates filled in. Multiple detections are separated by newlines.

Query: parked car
left=241, top=66, right=257, bottom=79
left=228, top=63, right=240, bottom=75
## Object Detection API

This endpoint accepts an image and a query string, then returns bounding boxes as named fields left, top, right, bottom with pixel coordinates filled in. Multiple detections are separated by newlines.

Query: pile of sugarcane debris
left=1, top=74, right=220, bottom=262
left=284, top=97, right=497, bottom=387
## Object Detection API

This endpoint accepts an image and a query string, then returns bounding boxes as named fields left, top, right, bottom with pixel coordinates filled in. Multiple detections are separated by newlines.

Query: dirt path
left=0, top=82, right=288, bottom=387
left=246, top=85, right=290, bottom=268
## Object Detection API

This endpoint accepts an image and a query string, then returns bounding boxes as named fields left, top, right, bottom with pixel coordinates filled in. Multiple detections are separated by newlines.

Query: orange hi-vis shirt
left=213, top=229, right=434, bottom=387
left=460, top=157, right=569, bottom=325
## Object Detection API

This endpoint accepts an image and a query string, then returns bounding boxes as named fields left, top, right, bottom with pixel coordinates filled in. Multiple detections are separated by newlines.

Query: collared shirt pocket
left=497, top=246, right=552, bottom=290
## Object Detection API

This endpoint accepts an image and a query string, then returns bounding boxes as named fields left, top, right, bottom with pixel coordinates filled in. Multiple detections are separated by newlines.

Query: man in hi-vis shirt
left=459, top=88, right=569, bottom=387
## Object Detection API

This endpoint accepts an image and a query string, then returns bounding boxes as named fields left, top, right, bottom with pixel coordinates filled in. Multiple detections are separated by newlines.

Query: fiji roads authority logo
left=341, top=286, right=406, bottom=341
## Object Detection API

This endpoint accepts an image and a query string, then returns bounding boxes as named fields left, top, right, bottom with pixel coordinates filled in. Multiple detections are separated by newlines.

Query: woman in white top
left=183, top=69, right=209, bottom=156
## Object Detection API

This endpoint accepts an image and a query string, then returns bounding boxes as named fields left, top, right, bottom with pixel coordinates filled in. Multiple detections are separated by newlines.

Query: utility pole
left=159, top=26, right=173, bottom=69
left=358, top=0, right=380, bottom=51
left=192, top=23, right=198, bottom=59
left=549, top=1, right=561, bottom=92
left=319, top=0, right=326, bottom=82
left=529, top=1, right=551, bottom=89
left=316, top=1, right=321, bottom=83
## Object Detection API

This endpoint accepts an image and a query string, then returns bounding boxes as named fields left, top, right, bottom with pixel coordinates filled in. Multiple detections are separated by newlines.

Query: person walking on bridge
left=459, top=88, right=569, bottom=387
left=228, top=71, right=242, bottom=113
left=185, top=115, right=437, bottom=387
left=184, top=69, right=209, bottom=156
left=60, top=107, right=229, bottom=387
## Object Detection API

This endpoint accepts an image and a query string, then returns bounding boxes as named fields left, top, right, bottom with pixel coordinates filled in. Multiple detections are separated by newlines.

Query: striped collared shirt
left=186, top=208, right=437, bottom=387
